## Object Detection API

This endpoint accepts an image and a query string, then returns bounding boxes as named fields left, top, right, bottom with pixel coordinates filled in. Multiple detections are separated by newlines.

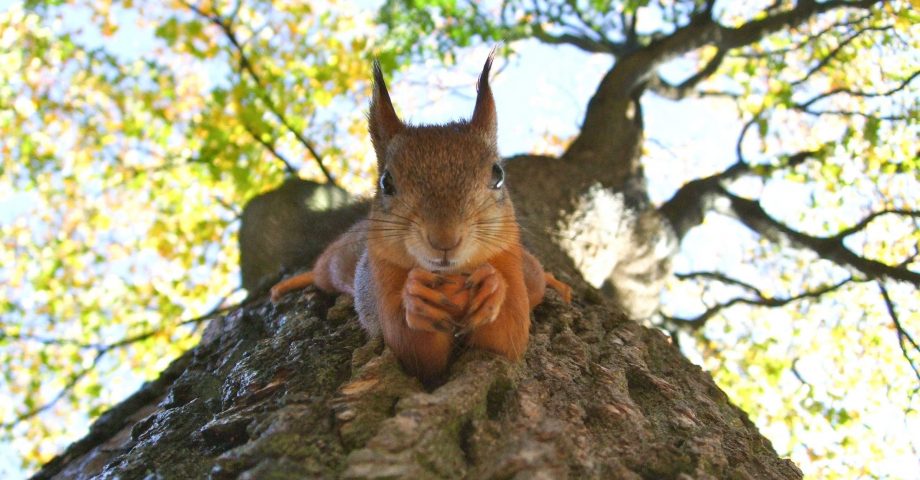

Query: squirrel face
left=366, top=55, right=519, bottom=274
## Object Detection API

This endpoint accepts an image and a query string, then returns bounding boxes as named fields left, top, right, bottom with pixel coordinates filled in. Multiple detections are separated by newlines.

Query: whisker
left=387, top=196, right=422, bottom=225
left=362, top=227, right=411, bottom=233
left=367, top=218, right=412, bottom=226
left=476, top=229, right=515, bottom=235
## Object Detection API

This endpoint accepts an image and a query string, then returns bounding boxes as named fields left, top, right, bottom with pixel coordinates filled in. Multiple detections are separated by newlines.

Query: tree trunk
left=34, top=276, right=800, bottom=479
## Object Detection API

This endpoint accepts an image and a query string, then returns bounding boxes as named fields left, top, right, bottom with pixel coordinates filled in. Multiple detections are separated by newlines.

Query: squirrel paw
left=460, top=263, right=507, bottom=335
left=544, top=272, right=572, bottom=304
left=403, top=268, right=466, bottom=334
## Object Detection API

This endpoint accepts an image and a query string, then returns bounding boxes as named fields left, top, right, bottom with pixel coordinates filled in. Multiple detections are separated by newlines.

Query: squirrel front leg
left=371, top=259, right=455, bottom=384
left=464, top=249, right=531, bottom=360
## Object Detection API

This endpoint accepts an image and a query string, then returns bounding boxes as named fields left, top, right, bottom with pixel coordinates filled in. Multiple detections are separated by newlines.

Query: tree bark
left=34, top=266, right=800, bottom=479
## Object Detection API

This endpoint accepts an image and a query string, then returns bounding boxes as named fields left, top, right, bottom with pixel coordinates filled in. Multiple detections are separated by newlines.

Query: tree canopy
left=1, top=0, right=917, bottom=478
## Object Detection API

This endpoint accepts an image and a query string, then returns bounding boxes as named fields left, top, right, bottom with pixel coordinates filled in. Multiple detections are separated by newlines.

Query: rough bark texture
left=34, top=268, right=800, bottom=479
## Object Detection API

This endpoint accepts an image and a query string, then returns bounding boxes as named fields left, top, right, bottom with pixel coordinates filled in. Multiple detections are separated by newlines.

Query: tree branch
left=627, top=0, right=882, bottom=97
left=716, top=0, right=881, bottom=51
left=241, top=121, right=299, bottom=176
left=719, top=189, right=920, bottom=286
left=665, top=275, right=857, bottom=330
left=830, top=209, right=920, bottom=240
left=1, top=351, right=107, bottom=430
left=566, top=0, right=883, bottom=160
left=796, top=69, right=920, bottom=109
left=729, top=11, right=867, bottom=58
left=532, top=24, right=622, bottom=54
left=659, top=74, right=917, bottom=294
left=878, top=282, right=920, bottom=383
left=657, top=143, right=821, bottom=240
left=0, top=299, right=233, bottom=429
left=675, top=271, right=766, bottom=298
left=788, top=25, right=893, bottom=87
left=646, top=49, right=726, bottom=100
left=180, top=1, right=338, bottom=186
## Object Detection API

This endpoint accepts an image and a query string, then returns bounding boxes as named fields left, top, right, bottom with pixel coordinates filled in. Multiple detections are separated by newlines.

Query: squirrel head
left=366, top=52, right=518, bottom=274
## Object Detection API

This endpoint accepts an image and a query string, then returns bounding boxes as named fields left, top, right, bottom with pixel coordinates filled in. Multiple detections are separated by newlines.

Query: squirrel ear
left=369, top=61, right=403, bottom=158
left=470, top=49, right=497, bottom=141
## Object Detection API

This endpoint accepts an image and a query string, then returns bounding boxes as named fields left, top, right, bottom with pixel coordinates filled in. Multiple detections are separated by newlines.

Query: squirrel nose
left=427, top=231, right=462, bottom=253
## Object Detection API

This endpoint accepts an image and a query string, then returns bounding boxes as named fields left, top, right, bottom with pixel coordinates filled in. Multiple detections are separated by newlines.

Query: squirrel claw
left=404, top=271, right=464, bottom=333
left=408, top=268, right=448, bottom=287
left=467, top=274, right=499, bottom=314
left=405, top=296, right=457, bottom=333
left=405, top=280, right=463, bottom=313
left=464, top=263, right=495, bottom=289
left=462, top=264, right=506, bottom=330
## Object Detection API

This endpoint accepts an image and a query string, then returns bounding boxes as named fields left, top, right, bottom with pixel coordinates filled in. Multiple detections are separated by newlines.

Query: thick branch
left=720, top=190, right=920, bottom=286
left=567, top=0, right=882, bottom=159
left=620, top=0, right=881, bottom=98
left=658, top=149, right=919, bottom=286
left=646, top=49, right=726, bottom=100
left=718, top=0, right=880, bottom=50
left=660, top=86, right=916, bottom=289
left=657, top=141, right=808, bottom=240
left=730, top=12, right=872, bottom=59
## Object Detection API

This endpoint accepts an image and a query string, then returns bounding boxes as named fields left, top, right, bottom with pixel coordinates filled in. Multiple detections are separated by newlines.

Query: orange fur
left=372, top=256, right=454, bottom=383
left=466, top=246, right=531, bottom=360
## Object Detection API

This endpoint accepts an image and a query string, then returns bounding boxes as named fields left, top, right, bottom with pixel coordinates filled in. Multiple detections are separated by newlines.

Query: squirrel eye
left=490, top=163, right=505, bottom=189
left=379, top=169, right=396, bottom=196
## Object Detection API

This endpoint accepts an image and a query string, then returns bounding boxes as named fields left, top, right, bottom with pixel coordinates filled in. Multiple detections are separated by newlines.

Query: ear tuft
left=368, top=61, right=403, bottom=162
left=470, top=48, right=497, bottom=139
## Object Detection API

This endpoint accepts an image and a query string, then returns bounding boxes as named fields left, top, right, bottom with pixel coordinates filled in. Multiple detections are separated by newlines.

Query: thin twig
left=664, top=275, right=857, bottom=329
left=1, top=293, right=237, bottom=428
left=878, top=282, right=920, bottom=384
left=241, top=121, right=298, bottom=175
left=796, top=69, right=920, bottom=109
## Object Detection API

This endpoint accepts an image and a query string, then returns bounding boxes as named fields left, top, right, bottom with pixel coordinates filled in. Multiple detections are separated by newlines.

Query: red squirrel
left=270, top=53, right=571, bottom=383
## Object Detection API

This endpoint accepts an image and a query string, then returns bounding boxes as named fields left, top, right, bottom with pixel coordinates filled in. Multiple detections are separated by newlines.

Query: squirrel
left=270, top=53, right=571, bottom=384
